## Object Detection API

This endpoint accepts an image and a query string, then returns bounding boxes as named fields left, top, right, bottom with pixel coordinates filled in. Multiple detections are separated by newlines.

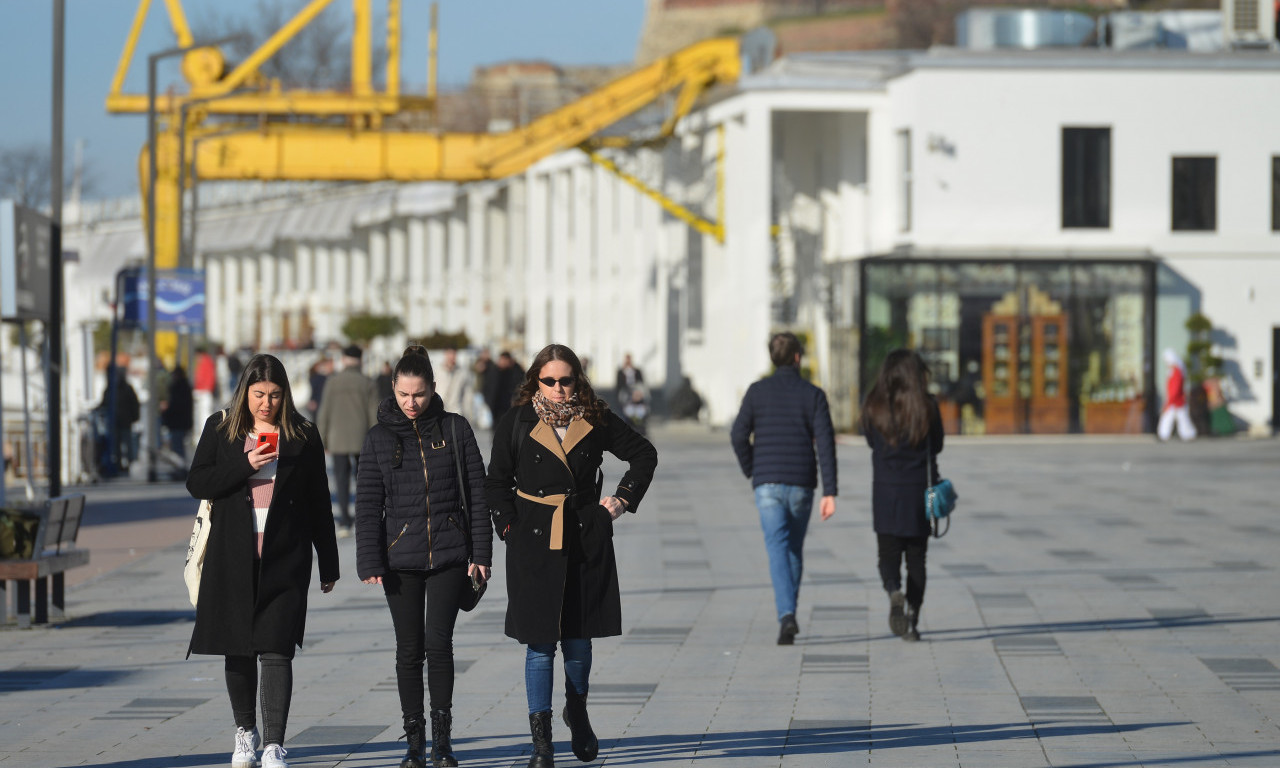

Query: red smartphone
left=257, top=432, right=279, bottom=452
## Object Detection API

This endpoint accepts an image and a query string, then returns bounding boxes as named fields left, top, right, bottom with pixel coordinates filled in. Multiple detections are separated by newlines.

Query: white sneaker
left=231, top=727, right=259, bottom=767
left=261, top=744, right=288, bottom=768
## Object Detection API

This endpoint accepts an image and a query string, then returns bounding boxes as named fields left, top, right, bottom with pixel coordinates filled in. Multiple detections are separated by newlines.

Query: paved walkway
left=2, top=426, right=1278, bottom=767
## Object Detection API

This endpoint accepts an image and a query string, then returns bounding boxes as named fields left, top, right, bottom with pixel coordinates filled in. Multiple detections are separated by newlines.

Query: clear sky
left=0, top=0, right=646, bottom=200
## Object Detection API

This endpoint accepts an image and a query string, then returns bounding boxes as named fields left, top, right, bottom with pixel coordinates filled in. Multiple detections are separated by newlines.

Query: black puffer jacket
left=355, top=394, right=492, bottom=580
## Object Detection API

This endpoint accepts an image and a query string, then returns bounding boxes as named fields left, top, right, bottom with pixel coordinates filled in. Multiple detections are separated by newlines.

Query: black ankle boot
left=401, top=715, right=427, bottom=768
left=527, top=710, right=555, bottom=768
left=562, top=691, right=598, bottom=762
left=430, top=709, right=458, bottom=767
left=903, top=604, right=921, bottom=642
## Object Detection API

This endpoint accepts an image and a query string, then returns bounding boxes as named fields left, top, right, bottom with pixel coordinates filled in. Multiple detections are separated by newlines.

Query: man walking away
left=730, top=332, right=838, bottom=645
left=318, top=345, right=379, bottom=537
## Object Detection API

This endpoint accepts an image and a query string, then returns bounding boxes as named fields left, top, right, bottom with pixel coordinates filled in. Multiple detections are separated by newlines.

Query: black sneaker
left=888, top=591, right=908, bottom=637
left=777, top=613, right=799, bottom=645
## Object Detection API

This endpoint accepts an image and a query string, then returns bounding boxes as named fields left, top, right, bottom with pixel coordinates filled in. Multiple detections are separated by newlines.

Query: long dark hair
left=394, top=344, right=435, bottom=386
left=514, top=344, right=608, bottom=426
left=861, top=349, right=932, bottom=448
left=218, top=354, right=307, bottom=442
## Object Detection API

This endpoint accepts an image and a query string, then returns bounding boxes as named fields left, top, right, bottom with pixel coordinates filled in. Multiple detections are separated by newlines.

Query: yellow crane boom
left=108, top=0, right=741, bottom=272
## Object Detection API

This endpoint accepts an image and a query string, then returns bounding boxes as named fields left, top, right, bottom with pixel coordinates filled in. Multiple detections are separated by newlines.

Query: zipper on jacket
left=411, top=420, right=434, bottom=569
left=387, top=521, right=409, bottom=550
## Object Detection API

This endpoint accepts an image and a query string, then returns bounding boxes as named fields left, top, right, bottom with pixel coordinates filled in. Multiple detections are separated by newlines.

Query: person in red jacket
left=1157, top=348, right=1196, bottom=441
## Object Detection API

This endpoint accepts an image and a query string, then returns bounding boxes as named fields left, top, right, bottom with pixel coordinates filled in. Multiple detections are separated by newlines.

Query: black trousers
left=332, top=453, right=358, bottom=527
left=225, top=653, right=293, bottom=745
left=877, top=533, right=929, bottom=610
left=382, top=566, right=469, bottom=718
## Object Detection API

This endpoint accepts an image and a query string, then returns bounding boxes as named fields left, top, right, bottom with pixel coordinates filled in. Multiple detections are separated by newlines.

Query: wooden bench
left=0, top=494, right=90, bottom=627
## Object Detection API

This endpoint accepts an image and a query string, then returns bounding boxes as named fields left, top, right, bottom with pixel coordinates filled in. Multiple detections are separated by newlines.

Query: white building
left=54, top=45, right=1280, bottom=464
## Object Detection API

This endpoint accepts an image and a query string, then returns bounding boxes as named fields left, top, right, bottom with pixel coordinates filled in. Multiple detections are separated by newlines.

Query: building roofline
left=740, top=46, right=1280, bottom=92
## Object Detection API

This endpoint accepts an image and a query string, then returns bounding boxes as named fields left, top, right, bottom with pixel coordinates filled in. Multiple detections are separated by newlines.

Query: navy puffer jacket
left=729, top=365, right=838, bottom=496
left=355, top=394, right=492, bottom=580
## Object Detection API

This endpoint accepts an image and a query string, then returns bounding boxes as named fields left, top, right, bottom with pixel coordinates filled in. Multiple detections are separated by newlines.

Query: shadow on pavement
left=1055, top=749, right=1280, bottom=768
left=61, top=720, right=1205, bottom=767
left=922, top=613, right=1280, bottom=642
left=61, top=609, right=194, bottom=628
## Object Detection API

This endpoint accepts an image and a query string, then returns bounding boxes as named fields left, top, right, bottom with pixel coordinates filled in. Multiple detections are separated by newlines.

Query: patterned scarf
left=533, top=391, right=586, bottom=428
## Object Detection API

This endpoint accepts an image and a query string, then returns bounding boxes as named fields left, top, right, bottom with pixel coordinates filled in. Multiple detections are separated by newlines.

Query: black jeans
left=877, top=533, right=929, bottom=610
left=225, top=653, right=293, bottom=745
left=332, top=453, right=358, bottom=527
left=382, top=566, right=469, bottom=718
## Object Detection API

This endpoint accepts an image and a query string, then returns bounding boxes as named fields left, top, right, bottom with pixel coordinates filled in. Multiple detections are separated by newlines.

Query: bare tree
left=0, top=145, right=52, bottom=209
left=192, top=0, right=385, bottom=89
left=0, top=143, right=98, bottom=209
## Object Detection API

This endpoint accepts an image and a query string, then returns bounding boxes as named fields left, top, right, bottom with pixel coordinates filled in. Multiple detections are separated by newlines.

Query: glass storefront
left=860, top=259, right=1155, bottom=434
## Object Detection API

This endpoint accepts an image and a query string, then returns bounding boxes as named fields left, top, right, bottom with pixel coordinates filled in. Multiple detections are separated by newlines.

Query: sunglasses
left=538, top=376, right=576, bottom=388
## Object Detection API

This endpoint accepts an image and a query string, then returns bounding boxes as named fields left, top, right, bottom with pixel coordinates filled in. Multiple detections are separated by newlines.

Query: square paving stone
left=288, top=725, right=387, bottom=747
left=1199, top=658, right=1280, bottom=691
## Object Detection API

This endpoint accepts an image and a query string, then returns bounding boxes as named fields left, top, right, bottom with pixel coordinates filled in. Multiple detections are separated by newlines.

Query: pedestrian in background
left=730, top=332, right=837, bottom=645
left=306, top=356, right=333, bottom=420
left=486, top=351, right=524, bottom=426
left=193, top=346, right=218, bottom=425
left=160, top=364, right=194, bottom=462
left=185, top=353, right=340, bottom=768
left=435, top=347, right=473, bottom=419
left=1158, top=348, right=1196, bottom=441
left=376, top=361, right=395, bottom=402
left=318, top=345, right=379, bottom=537
left=614, top=353, right=644, bottom=409
left=486, top=343, right=657, bottom=768
left=227, top=351, right=244, bottom=393
left=100, top=356, right=141, bottom=472
left=357, top=345, right=492, bottom=768
left=861, top=349, right=943, bottom=642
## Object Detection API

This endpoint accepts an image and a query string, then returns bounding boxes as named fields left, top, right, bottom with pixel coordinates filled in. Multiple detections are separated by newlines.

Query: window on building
left=897, top=129, right=912, bottom=232
left=1171, top=156, right=1216, bottom=231
left=1272, top=157, right=1280, bottom=231
left=1062, top=127, right=1111, bottom=228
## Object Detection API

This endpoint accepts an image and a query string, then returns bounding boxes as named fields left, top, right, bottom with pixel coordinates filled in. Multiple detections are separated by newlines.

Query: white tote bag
left=183, top=409, right=225, bottom=607
left=184, top=498, right=212, bottom=606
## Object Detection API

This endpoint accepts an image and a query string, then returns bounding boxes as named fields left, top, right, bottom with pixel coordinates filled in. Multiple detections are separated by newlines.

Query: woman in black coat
left=486, top=344, right=657, bottom=768
left=186, top=353, right=339, bottom=768
left=861, top=349, right=944, bottom=642
left=356, top=346, right=492, bottom=768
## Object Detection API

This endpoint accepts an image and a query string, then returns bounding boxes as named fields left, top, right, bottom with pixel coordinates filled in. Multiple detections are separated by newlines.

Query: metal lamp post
left=144, top=37, right=238, bottom=482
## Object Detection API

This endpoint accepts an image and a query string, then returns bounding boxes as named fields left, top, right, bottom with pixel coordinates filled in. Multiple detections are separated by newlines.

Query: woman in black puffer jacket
left=356, top=345, right=492, bottom=768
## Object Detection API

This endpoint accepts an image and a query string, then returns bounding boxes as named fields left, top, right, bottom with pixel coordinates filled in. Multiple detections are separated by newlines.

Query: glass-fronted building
left=860, top=258, right=1155, bottom=435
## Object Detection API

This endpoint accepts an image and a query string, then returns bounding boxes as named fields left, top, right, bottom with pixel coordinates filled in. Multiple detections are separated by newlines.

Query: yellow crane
left=107, top=0, right=743, bottom=275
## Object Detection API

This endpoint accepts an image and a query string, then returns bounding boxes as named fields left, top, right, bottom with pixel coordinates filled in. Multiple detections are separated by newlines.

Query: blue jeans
left=754, top=483, right=814, bottom=621
left=525, top=639, right=592, bottom=714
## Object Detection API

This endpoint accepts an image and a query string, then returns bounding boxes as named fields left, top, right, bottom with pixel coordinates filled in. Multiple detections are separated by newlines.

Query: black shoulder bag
left=449, top=415, right=486, bottom=611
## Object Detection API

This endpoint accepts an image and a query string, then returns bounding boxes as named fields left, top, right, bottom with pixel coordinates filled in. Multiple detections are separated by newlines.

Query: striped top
left=244, top=433, right=278, bottom=557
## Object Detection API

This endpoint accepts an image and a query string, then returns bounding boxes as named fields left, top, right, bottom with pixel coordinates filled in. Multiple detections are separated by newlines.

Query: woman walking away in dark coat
left=486, top=344, right=657, bottom=768
left=356, top=346, right=493, bottom=768
left=861, top=349, right=943, bottom=642
left=186, top=354, right=340, bottom=768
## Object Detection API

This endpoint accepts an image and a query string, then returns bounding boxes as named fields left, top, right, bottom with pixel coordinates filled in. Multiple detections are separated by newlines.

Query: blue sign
left=120, top=268, right=206, bottom=329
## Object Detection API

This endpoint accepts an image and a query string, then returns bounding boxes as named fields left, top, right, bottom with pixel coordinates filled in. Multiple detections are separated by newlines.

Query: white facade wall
left=55, top=51, right=1280, bottom=440
left=883, top=60, right=1280, bottom=431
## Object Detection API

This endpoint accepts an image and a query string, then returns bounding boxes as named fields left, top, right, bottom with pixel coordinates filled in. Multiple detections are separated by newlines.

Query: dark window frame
left=1171, top=156, right=1217, bottom=232
left=1061, top=127, right=1111, bottom=229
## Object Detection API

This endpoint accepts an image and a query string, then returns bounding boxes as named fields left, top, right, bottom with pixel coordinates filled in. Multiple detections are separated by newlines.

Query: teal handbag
left=924, top=437, right=956, bottom=538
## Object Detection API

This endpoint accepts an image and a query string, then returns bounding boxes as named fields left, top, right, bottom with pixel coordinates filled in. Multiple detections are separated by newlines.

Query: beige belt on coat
left=516, top=490, right=566, bottom=550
